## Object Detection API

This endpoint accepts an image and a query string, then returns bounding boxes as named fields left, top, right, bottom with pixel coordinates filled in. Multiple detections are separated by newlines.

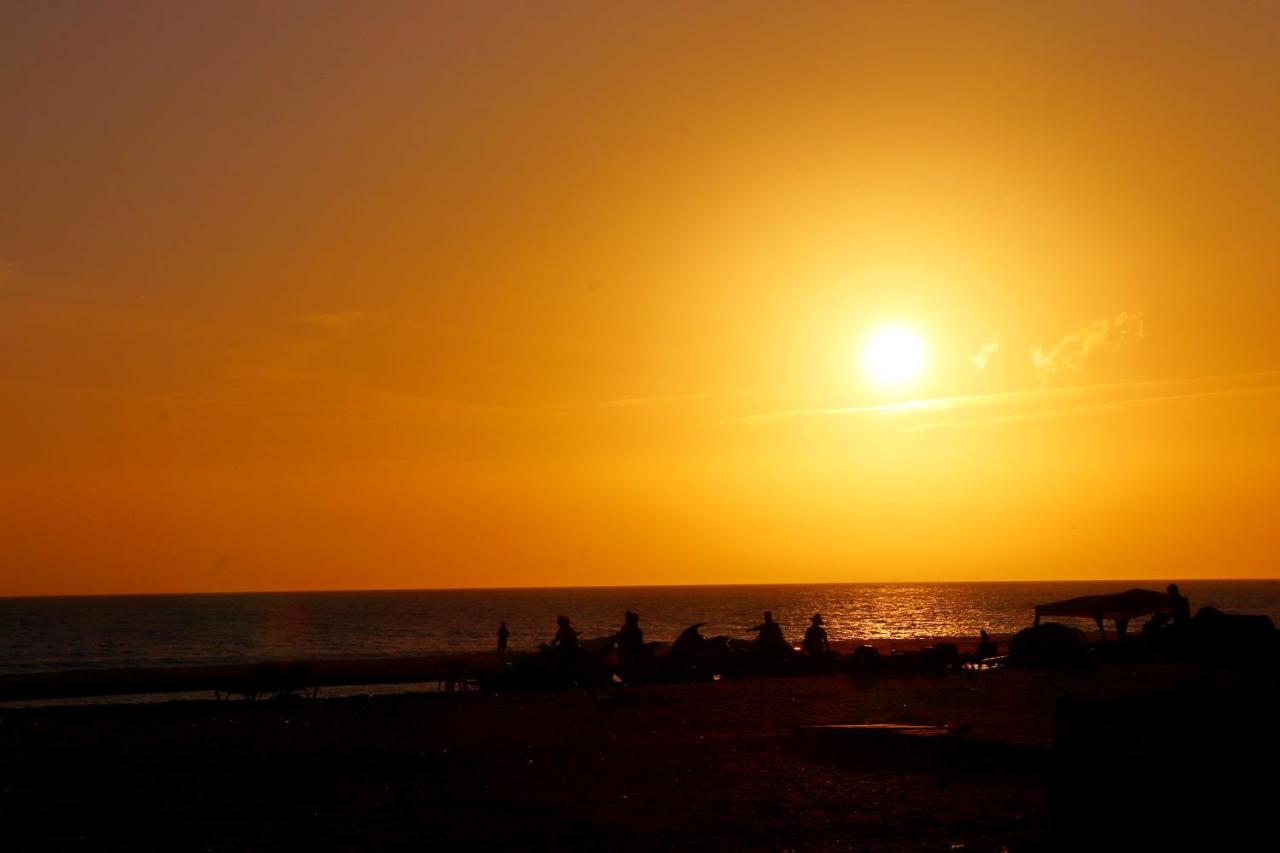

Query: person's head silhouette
left=764, top=610, right=774, bottom=623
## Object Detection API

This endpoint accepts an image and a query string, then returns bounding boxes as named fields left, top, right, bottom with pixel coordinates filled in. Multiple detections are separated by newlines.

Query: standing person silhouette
left=497, top=622, right=509, bottom=654
left=1167, top=584, right=1192, bottom=627
left=976, top=629, right=998, bottom=659
left=617, top=611, right=644, bottom=659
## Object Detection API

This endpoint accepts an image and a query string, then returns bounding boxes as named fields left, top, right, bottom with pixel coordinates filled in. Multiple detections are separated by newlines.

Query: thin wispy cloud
left=730, top=371, right=1280, bottom=431
left=293, top=311, right=368, bottom=330
left=1031, top=311, right=1145, bottom=380
left=903, top=376, right=1280, bottom=432
left=970, top=336, right=999, bottom=371
left=733, top=396, right=956, bottom=425
left=600, top=389, right=752, bottom=409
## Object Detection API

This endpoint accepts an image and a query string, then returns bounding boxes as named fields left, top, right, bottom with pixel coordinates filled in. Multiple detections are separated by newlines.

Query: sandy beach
left=0, top=654, right=1212, bottom=852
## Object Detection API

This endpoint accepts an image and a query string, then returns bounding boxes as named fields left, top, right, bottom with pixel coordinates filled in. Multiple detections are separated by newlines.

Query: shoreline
left=1, top=634, right=1012, bottom=705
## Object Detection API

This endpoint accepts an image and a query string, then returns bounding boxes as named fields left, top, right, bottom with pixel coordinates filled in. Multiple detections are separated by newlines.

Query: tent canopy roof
left=1034, top=588, right=1172, bottom=622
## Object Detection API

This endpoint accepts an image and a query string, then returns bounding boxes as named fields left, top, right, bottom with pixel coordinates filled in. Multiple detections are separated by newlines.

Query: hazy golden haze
left=1, top=3, right=1277, bottom=595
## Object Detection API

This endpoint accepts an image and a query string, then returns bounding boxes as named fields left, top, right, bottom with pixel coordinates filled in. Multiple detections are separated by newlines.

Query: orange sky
left=2, top=2, right=1278, bottom=596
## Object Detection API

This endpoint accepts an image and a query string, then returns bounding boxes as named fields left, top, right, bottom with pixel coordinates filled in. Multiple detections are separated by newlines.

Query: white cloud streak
left=970, top=336, right=999, bottom=370
left=729, top=371, right=1280, bottom=431
left=903, top=378, right=1280, bottom=432
left=1031, top=311, right=1146, bottom=380
left=600, top=389, right=752, bottom=408
left=293, top=311, right=368, bottom=330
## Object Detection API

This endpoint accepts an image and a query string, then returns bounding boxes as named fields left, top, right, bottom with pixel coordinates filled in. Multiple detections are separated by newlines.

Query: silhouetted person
left=551, top=615, right=579, bottom=653
left=497, top=622, right=509, bottom=654
left=617, top=610, right=644, bottom=659
left=803, top=613, right=829, bottom=656
left=976, top=629, right=998, bottom=659
left=1168, top=584, right=1191, bottom=627
left=752, top=610, right=792, bottom=657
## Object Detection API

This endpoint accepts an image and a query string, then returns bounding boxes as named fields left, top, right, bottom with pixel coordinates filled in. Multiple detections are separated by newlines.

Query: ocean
left=2, top=580, right=1277, bottom=675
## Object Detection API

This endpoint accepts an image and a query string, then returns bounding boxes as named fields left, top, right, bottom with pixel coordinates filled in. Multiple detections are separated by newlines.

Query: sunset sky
left=3, top=2, right=1278, bottom=596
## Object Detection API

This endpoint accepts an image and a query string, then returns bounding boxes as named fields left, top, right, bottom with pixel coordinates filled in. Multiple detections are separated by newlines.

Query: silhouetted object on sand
left=1141, top=611, right=1170, bottom=638
left=1009, top=623, right=1086, bottom=667
left=851, top=645, right=880, bottom=666
left=1024, top=584, right=1280, bottom=666
left=1034, top=588, right=1172, bottom=639
left=847, top=644, right=882, bottom=685
left=1188, top=606, right=1277, bottom=660
left=846, top=642, right=963, bottom=682
left=497, top=622, right=509, bottom=654
left=915, top=642, right=959, bottom=673
left=1167, top=582, right=1191, bottom=627
left=668, top=623, right=735, bottom=678
left=975, top=629, right=998, bottom=659
left=803, top=613, right=830, bottom=656
left=1136, top=596, right=1279, bottom=662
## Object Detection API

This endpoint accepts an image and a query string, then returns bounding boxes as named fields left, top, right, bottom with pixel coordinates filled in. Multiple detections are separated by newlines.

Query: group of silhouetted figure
left=483, top=582, right=1279, bottom=691
left=484, top=608, right=954, bottom=690
left=496, top=609, right=838, bottom=660
left=492, top=588, right=1202, bottom=663
left=482, top=608, right=1006, bottom=691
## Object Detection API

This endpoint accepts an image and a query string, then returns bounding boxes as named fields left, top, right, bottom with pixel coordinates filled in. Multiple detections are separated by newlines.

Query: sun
left=861, top=324, right=929, bottom=388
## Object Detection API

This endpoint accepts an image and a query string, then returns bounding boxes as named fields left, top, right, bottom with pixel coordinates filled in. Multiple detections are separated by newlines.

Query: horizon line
left=4, top=576, right=1277, bottom=601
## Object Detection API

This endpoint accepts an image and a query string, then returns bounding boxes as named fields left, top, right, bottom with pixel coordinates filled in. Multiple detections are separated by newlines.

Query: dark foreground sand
left=0, top=661, right=1212, bottom=852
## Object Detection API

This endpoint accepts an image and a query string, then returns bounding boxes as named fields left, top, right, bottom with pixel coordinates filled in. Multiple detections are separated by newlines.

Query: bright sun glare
left=861, top=324, right=929, bottom=389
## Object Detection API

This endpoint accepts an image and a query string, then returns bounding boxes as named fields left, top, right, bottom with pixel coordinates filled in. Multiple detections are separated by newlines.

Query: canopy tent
left=1034, top=588, right=1172, bottom=638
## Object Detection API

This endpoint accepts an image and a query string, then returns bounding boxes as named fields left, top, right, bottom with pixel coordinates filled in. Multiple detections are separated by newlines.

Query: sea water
left=2, top=580, right=1277, bottom=674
